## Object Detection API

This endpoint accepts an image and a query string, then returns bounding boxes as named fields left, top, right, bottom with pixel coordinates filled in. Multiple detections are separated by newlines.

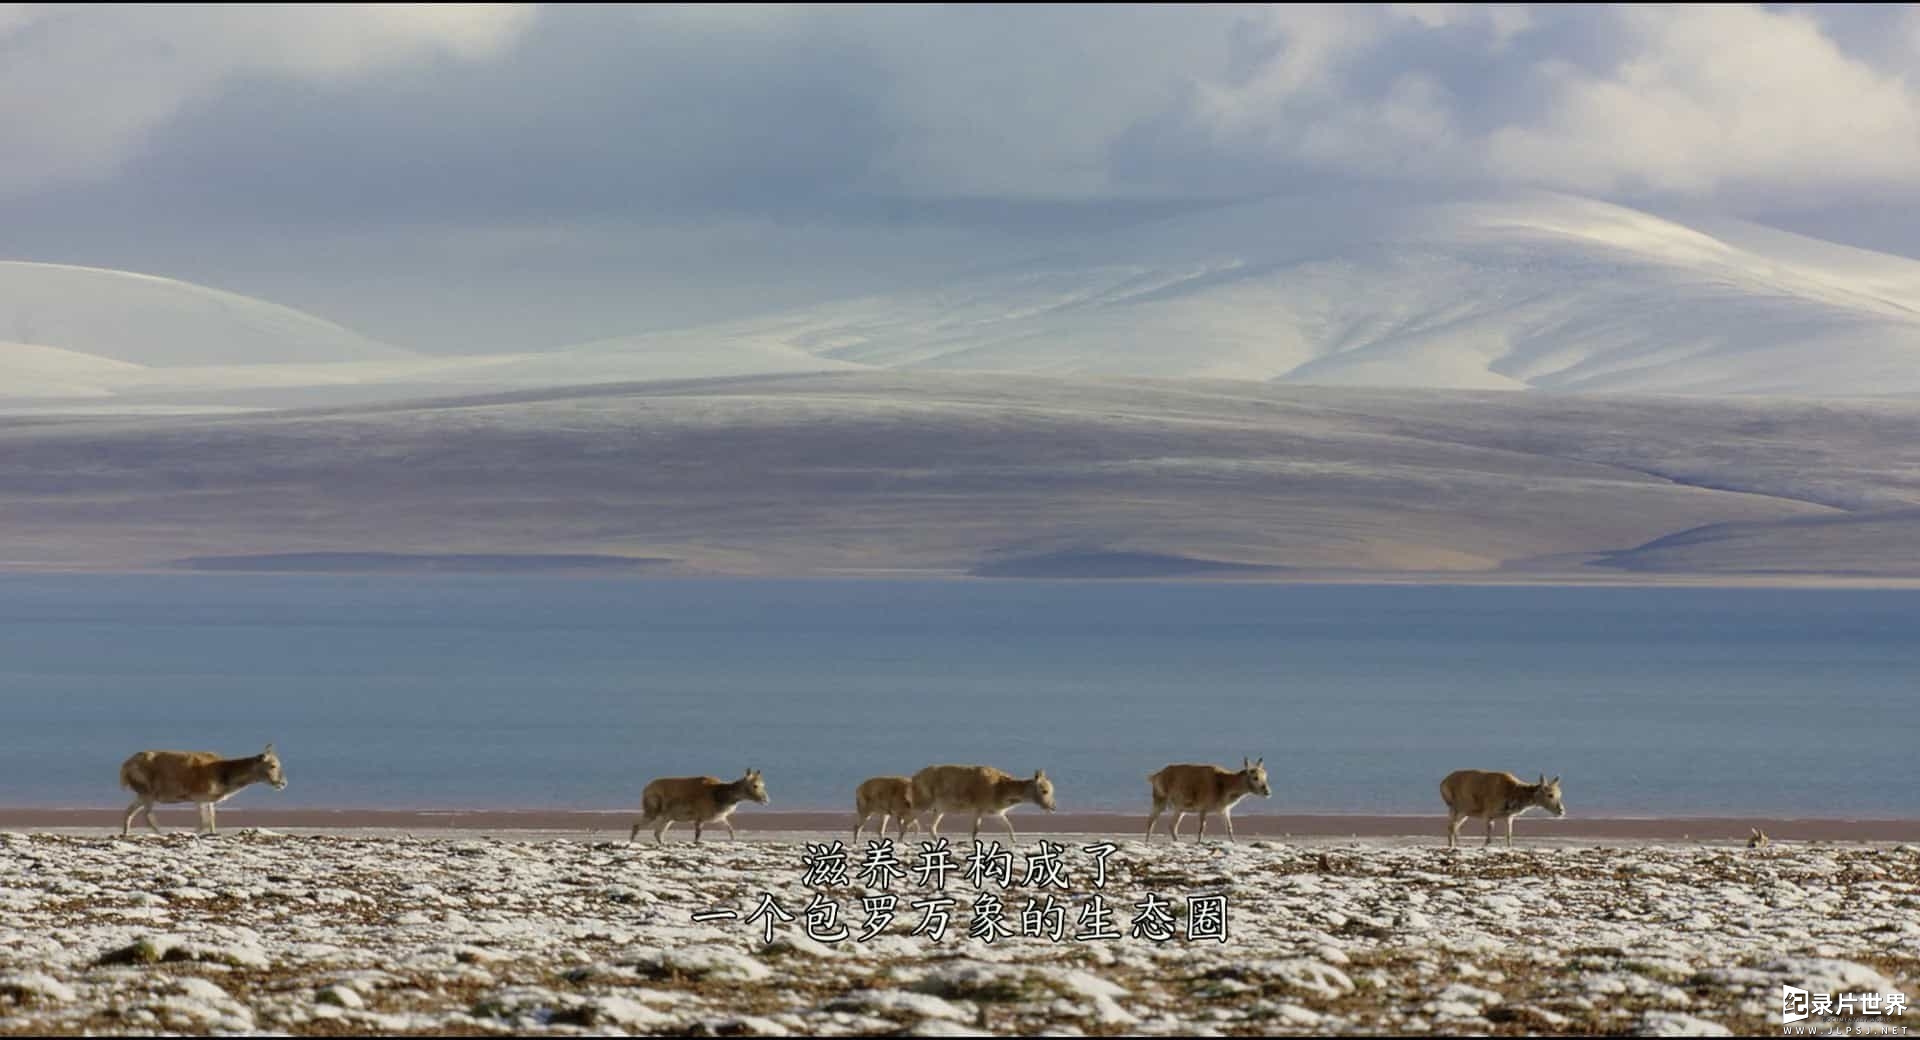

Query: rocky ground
left=0, top=830, right=1915, bottom=1036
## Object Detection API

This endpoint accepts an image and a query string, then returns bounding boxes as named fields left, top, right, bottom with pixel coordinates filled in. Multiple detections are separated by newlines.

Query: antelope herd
left=112, top=744, right=1584, bottom=848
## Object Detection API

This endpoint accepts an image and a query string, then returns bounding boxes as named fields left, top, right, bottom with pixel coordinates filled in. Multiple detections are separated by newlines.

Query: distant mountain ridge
left=601, top=190, right=1920, bottom=395
left=4, top=373, right=1916, bottom=580
left=4, top=190, right=1919, bottom=408
left=0, top=261, right=413, bottom=368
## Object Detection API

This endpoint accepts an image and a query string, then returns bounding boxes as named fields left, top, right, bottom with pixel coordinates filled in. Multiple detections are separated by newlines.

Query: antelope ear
left=1255, top=757, right=1264, bottom=767
left=265, top=743, right=275, bottom=755
left=1034, top=769, right=1045, bottom=780
left=1550, top=775, right=1560, bottom=785
left=1242, top=756, right=1250, bottom=769
left=1537, top=773, right=1546, bottom=785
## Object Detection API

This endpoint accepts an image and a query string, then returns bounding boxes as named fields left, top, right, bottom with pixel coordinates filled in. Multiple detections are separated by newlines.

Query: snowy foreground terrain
left=1, top=831, right=1914, bottom=1036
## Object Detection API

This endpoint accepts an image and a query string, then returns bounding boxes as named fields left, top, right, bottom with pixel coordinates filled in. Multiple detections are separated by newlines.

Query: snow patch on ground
left=0, top=833, right=1911, bottom=1035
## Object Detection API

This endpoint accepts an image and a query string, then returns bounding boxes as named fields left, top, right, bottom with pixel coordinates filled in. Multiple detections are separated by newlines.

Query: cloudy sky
left=4, top=3, right=1919, bottom=353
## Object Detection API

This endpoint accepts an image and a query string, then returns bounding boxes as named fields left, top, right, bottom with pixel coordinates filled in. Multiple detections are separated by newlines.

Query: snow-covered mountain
left=585, top=190, right=1920, bottom=395
left=0, top=259, right=851, bottom=406
left=0, top=261, right=431, bottom=405
left=0, top=262, right=413, bottom=369
left=5, top=190, right=1920, bottom=409
left=0, top=342, right=145, bottom=398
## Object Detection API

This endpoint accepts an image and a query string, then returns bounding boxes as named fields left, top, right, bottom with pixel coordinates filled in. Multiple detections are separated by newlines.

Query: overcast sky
left=5, top=4, right=1920, bottom=353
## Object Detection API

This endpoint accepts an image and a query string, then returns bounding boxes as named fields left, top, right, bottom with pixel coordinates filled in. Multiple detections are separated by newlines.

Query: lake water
left=0, top=574, right=1913, bottom=816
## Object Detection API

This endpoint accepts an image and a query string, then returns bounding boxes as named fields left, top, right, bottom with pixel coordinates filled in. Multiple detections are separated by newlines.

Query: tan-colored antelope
left=628, top=769, right=769, bottom=844
left=1440, top=769, right=1565, bottom=848
left=1145, top=757, right=1270, bottom=843
left=853, top=776, right=920, bottom=842
left=118, top=744, right=287, bottom=837
left=909, top=765, right=1055, bottom=842
left=1747, top=827, right=1771, bottom=849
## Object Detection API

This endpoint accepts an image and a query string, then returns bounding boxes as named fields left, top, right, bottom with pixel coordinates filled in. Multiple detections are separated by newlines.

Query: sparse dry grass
left=0, top=832, right=1914, bottom=1036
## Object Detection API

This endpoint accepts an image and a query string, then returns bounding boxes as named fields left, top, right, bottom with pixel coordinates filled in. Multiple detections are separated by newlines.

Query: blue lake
left=0, top=574, right=1913, bottom=816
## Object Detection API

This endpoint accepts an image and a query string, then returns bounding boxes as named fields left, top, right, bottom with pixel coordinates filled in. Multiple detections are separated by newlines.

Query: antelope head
left=1242, top=756, right=1271, bottom=798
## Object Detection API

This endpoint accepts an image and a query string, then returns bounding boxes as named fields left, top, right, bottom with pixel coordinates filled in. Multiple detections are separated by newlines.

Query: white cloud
left=1485, top=6, right=1920, bottom=198
left=0, top=3, right=48, bottom=34
left=1388, top=3, right=1533, bottom=49
left=1094, top=4, right=1920, bottom=206
left=848, top=6, right=1239, bottom=201
left=4, top=3, right=1918, bottom=214
left=0, top=3, right=534, bottom=195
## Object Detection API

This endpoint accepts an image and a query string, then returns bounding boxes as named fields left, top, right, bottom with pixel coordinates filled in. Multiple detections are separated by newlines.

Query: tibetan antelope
left=1145, top=757, right=1271, bottom=843
left=1440, top=769, right=1565, bottom=848
left=909, top=765, right=1055, bottom=842
left=118, top=744, right=287, bottom=837
left=629, top=769, right=769, bottom=844
left=853, top=775, right=920, bottom=842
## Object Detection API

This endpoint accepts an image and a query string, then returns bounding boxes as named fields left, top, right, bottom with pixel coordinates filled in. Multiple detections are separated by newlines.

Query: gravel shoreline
left=7, top=808, right=1919, bottom=843
left=1, top=830, right=1915, bottom=1036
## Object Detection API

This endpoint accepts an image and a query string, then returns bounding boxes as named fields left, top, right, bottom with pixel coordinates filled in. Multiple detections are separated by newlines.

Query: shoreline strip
left=8, top=808, right=1919, bottom=841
